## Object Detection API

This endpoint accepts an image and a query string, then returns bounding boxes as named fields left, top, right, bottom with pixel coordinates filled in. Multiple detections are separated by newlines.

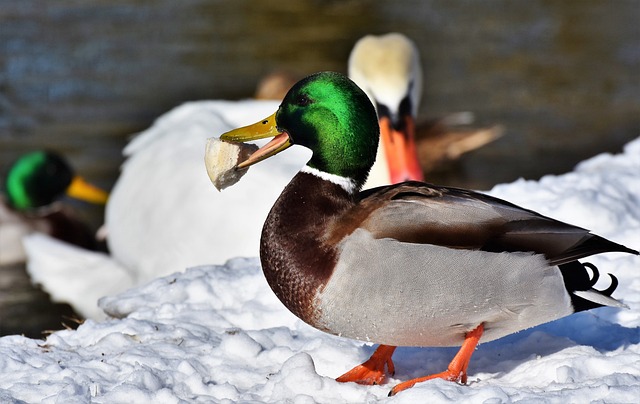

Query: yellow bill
left=220, top=112, right=292, bottom=169
left=66, top=176, right=109, bottom=204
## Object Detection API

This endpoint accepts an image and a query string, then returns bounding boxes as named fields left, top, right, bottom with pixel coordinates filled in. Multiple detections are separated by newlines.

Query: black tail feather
left=601, top=273, right=619, bottom=296
left=582, top=262, right=599, bottom=286
left=551, top=235, right=639, bottom=266
left=559, top=261, right=622, bottom=312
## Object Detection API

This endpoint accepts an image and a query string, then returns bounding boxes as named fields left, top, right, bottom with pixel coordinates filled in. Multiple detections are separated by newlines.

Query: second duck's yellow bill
left=66, top=176, right=109, bottom=204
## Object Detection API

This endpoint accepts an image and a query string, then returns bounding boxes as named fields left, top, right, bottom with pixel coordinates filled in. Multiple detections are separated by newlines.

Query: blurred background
left=0, top=0, right=639, bottom=336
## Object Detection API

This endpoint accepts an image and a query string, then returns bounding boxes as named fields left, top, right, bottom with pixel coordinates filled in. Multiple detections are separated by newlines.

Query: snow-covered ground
left=1, top=138, right=639, bottom=403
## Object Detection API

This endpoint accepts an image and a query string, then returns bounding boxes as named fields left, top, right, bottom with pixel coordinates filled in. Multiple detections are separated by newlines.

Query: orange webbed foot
left=389, top=323, right=484, bottom=396
left=336, top=345, right=396, bottom=385
left=389, top=368, right=466, bottom=396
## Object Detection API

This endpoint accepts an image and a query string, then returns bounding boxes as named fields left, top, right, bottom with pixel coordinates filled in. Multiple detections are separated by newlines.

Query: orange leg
left=389, top=323, right=484, bottom=396
left=336, top=344, right=397, bottom=385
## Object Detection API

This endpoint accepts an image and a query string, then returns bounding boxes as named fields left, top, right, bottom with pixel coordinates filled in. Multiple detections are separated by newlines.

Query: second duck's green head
left=220, top=72, right=380, bottom=189
left=3, top=151, right=109, bottom=211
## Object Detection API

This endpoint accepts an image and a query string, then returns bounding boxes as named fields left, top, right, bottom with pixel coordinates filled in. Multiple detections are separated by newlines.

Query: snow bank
left=1, top=138, right=639, bottom=403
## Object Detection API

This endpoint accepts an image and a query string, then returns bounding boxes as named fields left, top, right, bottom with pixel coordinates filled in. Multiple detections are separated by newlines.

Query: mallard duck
left=213, top=71, right=638, bottom=395
left=0, top=151, right=108, bottom=265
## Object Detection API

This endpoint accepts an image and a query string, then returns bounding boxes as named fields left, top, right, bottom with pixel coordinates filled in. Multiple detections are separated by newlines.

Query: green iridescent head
left=4, top=151, right=74, bottom=210
left=278, top=72, right=379, bottom=184
left=219, top=72, right=380, bottom=189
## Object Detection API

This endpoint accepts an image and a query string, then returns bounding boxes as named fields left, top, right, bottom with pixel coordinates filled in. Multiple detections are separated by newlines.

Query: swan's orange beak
left=379, top=114, right=423, bottom=183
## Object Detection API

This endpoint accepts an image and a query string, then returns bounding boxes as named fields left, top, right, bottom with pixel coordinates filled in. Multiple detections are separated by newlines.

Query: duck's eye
left=296, top=95, right=312, bottom=106
left=46, top=162, right=59, bottom=176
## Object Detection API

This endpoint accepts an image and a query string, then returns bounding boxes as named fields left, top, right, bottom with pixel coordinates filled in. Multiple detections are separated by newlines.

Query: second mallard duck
left=1, top=151, right=108, bottom=265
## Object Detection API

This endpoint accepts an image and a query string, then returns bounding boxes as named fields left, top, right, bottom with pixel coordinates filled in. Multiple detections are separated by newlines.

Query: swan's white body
left=106, top=100, right=311, bottom=283
left=24, top=233, right=133, bottom=319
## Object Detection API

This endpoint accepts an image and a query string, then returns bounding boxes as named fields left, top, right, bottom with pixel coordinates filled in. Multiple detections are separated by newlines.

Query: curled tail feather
left=559, top=261, right=627, bottom=311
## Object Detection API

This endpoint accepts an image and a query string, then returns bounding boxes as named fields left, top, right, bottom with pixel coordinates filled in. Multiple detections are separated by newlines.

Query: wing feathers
left=351, top=182, right=639, bottom=263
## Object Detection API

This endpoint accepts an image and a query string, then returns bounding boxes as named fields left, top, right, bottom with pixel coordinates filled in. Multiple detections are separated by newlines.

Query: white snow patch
left=1, top=137, right=639, bottom=402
